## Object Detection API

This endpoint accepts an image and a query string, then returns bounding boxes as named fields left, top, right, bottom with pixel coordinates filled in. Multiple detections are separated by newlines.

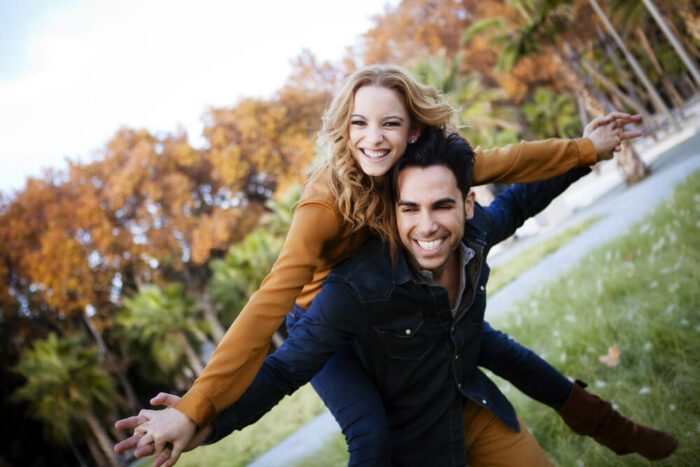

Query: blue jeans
left=286, top=307, right=573, bottom=466
left=287, top=305, right=390, bottom=466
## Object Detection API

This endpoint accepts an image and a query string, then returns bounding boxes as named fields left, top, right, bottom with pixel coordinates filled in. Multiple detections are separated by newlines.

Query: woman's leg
left=311, top=346, right=391, bottom=466
left=287, top=306, right=391, bottom=466
left=479, top=321, right=677, bottom=460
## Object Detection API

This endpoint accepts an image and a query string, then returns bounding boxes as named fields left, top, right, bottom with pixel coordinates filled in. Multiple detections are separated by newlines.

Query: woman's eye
left=384, top=121, right=400, bottom=127
left=351, top=120, right=365, bottom=126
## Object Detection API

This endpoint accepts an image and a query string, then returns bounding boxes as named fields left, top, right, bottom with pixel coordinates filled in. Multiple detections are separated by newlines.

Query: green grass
left=487, top=215, right=602, bottom=296
left=298, top=169, right=700, bottom=465
left=173, top=384, right=326, bottom=467
left=488, top=168, right=700, bottom=466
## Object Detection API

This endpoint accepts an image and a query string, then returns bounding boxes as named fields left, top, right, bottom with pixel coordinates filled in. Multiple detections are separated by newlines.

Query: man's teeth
left=363, top=149, right=389, bottom=159
left=417, top=239, right=443, bottom=251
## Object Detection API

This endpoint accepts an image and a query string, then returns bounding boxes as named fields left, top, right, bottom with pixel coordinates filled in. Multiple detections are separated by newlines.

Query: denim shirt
left=207, top=166, right=591, bottom=465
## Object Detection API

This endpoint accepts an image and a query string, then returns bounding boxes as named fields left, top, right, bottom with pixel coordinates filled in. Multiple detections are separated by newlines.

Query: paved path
left=245, top=126, right=700, bottom=466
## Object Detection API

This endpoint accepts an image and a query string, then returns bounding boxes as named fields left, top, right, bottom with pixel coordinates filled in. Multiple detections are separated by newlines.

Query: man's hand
left=114, top=393, right=210, bottom=467
left=583, top=112, right=642, bottom=161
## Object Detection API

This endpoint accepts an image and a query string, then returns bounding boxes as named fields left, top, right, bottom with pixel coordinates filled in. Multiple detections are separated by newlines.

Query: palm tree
left=11, top=333, right=120, bottom=466
left=117, top=283, right=208, bottom=381
left=522, top=87, right=582, bottom=139
left=207, top=186, right=299, bottom=347
left=413, top=54, right=521, bottom=148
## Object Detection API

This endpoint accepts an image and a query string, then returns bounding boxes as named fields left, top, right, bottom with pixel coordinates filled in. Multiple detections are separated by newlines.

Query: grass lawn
left=485, top=168, right=700, bottom=465
left=487, top=215, right=601, bottom=296
left=296, top=169, right=699, bottom=466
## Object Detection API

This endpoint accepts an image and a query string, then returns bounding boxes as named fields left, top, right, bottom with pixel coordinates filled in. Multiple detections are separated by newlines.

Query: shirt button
left=458, top=383, right=462, bottom=388
left=405, top=329, right=411, bottom=335
left=480, top=285, right=485, bottom=291
left=482, top=399, right=487, bottom=404
left=454, top=354, right=459, bottom=360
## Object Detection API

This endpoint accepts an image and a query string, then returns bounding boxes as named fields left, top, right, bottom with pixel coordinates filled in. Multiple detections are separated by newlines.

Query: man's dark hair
left=390, top=126, right=475, bottom=202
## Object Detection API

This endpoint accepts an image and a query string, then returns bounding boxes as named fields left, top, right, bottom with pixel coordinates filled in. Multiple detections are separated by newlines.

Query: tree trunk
left=198, top=290, right=225, bottom=343
left=596, top=26, right=645, bottom=110
left=641, top=0, right=700, bottom=87
left=177, top=331, right=204, bottom=375
left=635, top=27, right=686, bottom=113
left=551, top=45, right=606, bottom=118
left=561, top=41, right=651, bottom=185
left=85, top=434, right=107, bottom=467
left=82, top=312, right=141, bottom=411
left=578, top=54, right=652, bottom=118
left=588, top=0, right=680, bottom=132
left=68, top=437, right=89, bottom=467
left=616, top=141, right=651, bottom=186
left=84, top=413, right=122, bottom=467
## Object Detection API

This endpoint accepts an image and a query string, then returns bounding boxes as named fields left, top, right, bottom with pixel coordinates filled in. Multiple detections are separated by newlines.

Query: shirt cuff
left=174, top=387, right=217, bottom=428
left=576, top=138, right=598, bottom=166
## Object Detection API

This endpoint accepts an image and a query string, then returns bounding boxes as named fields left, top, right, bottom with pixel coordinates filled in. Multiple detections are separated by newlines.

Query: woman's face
left=348, top=85, right=419, bottom=179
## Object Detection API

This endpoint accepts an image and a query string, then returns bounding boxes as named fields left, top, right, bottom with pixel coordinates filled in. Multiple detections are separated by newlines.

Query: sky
left=0, top=0, right=398, bottom=195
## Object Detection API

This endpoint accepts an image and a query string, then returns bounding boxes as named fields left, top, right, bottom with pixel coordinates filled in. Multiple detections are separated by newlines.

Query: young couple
left=114, top=65, right=676, bottom=465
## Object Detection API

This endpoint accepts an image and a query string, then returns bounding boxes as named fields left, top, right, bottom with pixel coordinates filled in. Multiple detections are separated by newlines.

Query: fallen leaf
left=598, top=344, right=620, bottom=368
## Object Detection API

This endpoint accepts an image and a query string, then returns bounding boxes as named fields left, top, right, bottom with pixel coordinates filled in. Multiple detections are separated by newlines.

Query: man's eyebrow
left=397, top=200, right=418, bottom=207
left=432, top=197, right=457, bottom=206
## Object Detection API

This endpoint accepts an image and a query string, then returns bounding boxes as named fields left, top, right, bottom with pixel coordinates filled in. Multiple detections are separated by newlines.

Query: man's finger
left=153, top=448, right=172, bottom=467
left=136, top=432, right=154, bottom=449
left=115, top=415, right=148, bottom=430
left=621, top=130, right=642, bottom=140
left=114, top=433, right=144, bottom=453
left=165, top=443, right=184, bottom=467
left=133, top=443, right=155, bottom=458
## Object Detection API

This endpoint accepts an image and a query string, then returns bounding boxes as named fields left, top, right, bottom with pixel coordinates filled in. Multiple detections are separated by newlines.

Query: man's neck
left=432, top=254, right=460, bottom=308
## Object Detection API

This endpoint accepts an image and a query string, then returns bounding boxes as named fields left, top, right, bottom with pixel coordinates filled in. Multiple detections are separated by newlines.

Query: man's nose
left=417, top=212, right=438, bottom=235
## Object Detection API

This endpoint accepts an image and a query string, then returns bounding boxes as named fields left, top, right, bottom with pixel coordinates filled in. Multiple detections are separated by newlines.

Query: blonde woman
left=115, top=65, right=655, bottom=465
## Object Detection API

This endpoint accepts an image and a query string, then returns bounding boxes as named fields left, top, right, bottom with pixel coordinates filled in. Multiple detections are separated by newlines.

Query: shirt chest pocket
left=373, top=315, right=435, bottom=360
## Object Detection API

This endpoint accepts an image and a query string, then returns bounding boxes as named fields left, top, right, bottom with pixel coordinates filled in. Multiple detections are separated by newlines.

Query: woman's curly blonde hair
left=316, top=65, right=455, bottom=248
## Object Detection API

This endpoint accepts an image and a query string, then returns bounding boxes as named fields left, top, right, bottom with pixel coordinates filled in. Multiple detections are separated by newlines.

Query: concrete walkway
left=246, top=124, right=700, bottom=466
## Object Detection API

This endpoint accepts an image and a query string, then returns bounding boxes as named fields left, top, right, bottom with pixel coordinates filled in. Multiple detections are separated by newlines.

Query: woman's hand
left=583, top=112, right=642, bottom=161
left=114, top=393, right=210, bottom=467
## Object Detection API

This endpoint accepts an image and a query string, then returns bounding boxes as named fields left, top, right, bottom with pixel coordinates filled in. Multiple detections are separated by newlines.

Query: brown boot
left=557, top=380, right=678, bottom=460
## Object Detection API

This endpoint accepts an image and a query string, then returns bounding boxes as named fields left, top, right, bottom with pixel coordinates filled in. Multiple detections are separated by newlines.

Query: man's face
left=395, top=165, right=475, bottom=279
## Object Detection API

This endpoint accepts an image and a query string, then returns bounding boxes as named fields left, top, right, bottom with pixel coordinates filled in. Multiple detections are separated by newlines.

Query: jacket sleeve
left=477, top=321, right=571, bottom=411
left=482, top=166, right=592, bottom=247
left=471, top=138, right=596, bottom=185
left=204, top=281, right=366, bottom=443
left=174, top=201, right=342, bottom=427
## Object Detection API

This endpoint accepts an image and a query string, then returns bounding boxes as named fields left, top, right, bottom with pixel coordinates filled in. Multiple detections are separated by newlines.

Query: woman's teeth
left=417, top=239, right=443, bottom=251
left=363, top=149, right=389, bottom=159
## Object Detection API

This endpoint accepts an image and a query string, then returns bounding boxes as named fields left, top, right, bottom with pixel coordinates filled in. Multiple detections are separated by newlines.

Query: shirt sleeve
left=483, top=166, right=592, bottom=247
left=471, top=138, right=596, bottom=185
left=205, top=280, right=366, bottom=443
left=174, top=201, right=342, bottom=427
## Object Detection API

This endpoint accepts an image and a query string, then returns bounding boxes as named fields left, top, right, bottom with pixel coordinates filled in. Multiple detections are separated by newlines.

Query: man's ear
left=464, top=191, right=476, bottom=220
